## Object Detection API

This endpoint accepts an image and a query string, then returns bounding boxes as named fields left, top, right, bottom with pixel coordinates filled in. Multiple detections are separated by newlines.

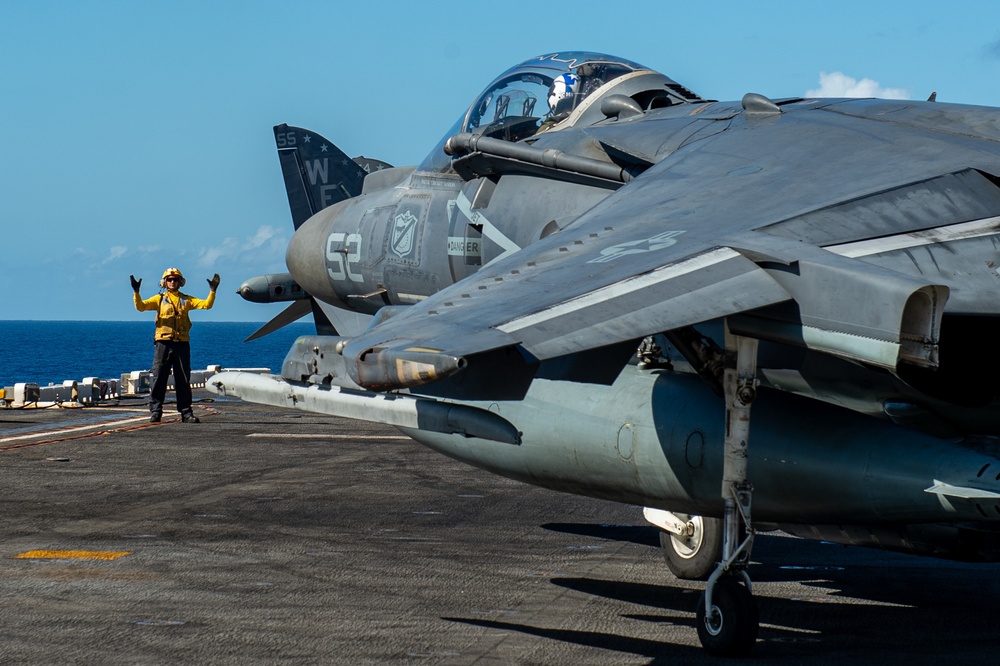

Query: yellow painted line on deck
left=247, top=433, right=411, bottom=440
left=13, top=550, right=132, bottom=560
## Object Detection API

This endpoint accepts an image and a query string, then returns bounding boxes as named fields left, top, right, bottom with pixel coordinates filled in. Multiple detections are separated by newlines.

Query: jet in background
left=219, top=52, right=1000, bottom=656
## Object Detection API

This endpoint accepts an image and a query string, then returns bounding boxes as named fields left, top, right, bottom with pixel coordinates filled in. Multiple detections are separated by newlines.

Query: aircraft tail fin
left=273, top=124, right=370, bottom=229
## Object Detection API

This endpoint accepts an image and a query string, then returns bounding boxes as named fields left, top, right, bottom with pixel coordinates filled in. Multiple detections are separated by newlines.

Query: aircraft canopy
left=463, top=52, right=649, bottom=141
left=419, top=52, right=665, bottom=172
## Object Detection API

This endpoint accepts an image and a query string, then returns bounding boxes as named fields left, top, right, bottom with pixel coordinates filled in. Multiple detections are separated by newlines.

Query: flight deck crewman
left=131, top=267, right=220, bottom=423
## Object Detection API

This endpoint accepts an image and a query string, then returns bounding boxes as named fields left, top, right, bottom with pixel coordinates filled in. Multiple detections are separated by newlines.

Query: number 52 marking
left=326, top=232, right=363, bottom=282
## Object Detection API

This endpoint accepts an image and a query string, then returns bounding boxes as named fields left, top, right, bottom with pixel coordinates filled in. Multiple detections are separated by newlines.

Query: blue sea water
left=0, top=320, right=315, bottom=386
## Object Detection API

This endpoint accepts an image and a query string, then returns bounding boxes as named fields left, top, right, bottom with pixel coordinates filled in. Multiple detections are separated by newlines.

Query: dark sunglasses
left=165, top=277, right=180, bottom=282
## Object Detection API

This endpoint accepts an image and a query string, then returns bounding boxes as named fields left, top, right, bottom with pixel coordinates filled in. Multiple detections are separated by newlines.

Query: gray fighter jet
left=217, top=52, right=1000, bottom=656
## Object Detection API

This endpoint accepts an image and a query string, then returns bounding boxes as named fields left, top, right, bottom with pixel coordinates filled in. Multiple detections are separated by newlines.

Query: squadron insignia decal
left=390, top=209, right=419, bottom=259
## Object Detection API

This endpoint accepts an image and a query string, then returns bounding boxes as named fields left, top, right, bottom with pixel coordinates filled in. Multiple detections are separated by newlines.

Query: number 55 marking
left=326, top=232, right=364, bottom=282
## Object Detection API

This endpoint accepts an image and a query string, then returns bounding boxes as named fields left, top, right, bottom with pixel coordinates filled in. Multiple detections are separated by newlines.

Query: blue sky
left=3, top=0, right=1000, bottom=322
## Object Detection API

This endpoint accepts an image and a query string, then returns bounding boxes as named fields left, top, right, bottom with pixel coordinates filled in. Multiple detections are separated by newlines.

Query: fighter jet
left=215, top=52, right=1000, bottom=656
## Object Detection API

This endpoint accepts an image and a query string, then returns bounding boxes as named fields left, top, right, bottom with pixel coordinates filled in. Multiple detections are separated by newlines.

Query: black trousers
left=149, top=340, right=193, bottom=415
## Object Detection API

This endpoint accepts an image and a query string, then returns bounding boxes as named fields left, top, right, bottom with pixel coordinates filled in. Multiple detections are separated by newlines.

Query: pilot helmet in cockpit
left=547, top=72, right=580, bottom=118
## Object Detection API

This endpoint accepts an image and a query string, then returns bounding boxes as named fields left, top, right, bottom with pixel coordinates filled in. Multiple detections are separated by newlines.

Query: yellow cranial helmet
left=160, top=267, right=186, bottom=288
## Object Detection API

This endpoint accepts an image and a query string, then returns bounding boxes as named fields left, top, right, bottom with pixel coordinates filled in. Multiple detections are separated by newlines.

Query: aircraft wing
left=342, top=99, right=1000, bottom=391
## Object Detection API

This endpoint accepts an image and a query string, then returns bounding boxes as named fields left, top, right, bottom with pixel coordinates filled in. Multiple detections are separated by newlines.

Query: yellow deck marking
left=13, top=550, right=132, bottom=560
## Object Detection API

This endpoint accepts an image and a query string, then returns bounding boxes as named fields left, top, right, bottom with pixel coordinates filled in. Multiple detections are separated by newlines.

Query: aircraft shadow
left=542, top=522, right=660, bottom=548
left=498, top=523, right=1000, bottom=662
left=442, top=615, right=702, bottom=663
left=446, top=569, right=1000, bottom=663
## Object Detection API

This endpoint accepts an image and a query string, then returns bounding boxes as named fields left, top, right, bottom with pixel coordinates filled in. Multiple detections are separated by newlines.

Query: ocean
left=0, top=320, right=315, bottom=386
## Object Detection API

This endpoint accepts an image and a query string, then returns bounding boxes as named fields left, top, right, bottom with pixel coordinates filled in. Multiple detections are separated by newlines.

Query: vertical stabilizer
left=273, top=124, right=368, bottom=229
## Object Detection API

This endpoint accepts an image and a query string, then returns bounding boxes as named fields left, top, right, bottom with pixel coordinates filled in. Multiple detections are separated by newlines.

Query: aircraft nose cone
left=286, top=214, right=340, bottom=305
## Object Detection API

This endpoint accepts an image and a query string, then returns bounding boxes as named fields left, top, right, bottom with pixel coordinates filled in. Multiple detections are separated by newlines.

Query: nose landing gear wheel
left=695, top=577, right=759, bottom=657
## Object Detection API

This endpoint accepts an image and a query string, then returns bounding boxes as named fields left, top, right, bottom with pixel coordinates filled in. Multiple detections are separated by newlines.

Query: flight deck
left=1, top=391, right=997, bottom=664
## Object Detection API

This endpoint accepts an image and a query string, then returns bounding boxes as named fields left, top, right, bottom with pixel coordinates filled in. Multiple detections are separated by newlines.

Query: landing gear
left=658, top=514, right=723, bottom=581
left=696, top=325, right=760, bottom=656
left=696, top=577, right=759, bottom=656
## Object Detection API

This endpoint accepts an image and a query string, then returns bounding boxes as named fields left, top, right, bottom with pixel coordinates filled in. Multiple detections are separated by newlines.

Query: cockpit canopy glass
left=464, top=52, right=648, bottom=142
left=418, top=52, right=650, bottom=173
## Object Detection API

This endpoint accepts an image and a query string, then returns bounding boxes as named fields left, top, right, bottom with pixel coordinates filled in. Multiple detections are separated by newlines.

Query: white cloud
left=195, top=225, right=288, bottom=270
left=247, top=225, right=281, bottom=248
left=103, top=245, right=128, bottom=263
left=806, top=72, right=910, bottom=100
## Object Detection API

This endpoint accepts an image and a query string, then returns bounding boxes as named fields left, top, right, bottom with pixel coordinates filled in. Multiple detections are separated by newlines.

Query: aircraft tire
left=696, top=577, right=759, bottom=657
left=659, top=514, right=723, bottom=580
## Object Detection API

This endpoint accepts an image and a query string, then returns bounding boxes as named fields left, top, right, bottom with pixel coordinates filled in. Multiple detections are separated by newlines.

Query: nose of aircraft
left=286, top=212, right=339, bottom=306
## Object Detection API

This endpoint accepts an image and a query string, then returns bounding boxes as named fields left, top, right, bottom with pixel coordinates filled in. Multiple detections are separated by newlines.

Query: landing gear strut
left=697, top=325, right=760, bottom=657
